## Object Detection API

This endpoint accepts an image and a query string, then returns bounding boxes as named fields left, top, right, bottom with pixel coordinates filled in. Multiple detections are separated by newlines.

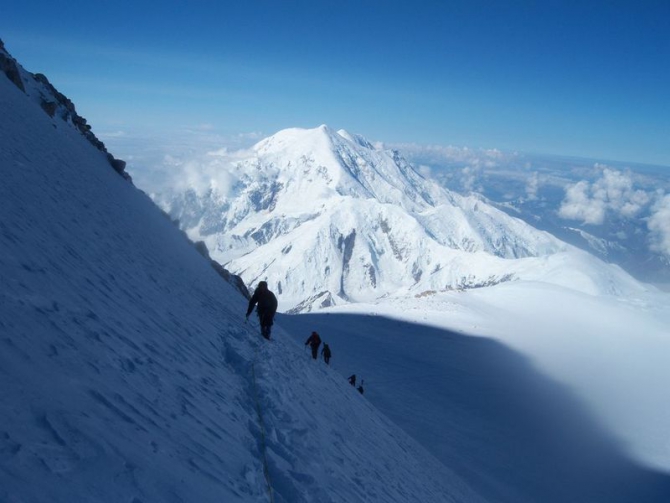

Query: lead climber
left=245, top=281, right=278, bottom=340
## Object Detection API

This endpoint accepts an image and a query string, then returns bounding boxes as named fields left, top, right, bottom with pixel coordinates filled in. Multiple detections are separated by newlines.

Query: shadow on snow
left=279, top=312, right=670, bottom=503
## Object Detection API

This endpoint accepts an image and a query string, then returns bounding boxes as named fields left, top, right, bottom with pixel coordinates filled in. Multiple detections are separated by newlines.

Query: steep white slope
left=0, top=54, right=483, bottom=502
left=157, top=125, right=647, bottom=311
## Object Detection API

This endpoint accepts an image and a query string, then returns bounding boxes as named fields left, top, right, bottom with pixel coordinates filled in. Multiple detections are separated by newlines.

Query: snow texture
left=0, top=50, right=483, bottom=502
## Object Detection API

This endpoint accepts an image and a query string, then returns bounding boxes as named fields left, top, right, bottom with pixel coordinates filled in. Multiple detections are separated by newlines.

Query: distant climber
left=305, top=331, right=322, bottom=359
left=348, top=374, right=356, bottom=386
left=322, top=343, right=332, bottom=365
left=245, top=281, right=278, bottom=340
left=357, top=380, right=365, bottom=395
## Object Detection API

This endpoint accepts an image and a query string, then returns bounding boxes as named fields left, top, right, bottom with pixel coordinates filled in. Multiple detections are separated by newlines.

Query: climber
left=305, top=331, right=322, bottom=359
left=245, top=281, right=278, bottom=340
left=322, top=343, right=332, bottom=365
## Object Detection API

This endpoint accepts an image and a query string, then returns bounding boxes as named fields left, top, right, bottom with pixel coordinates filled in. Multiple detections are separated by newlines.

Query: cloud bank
left=648, top=194, right=670, bottom=256
left=387, top=143, right=512, bottom=169
left=102, top=127, right=264, bottom=195
left=525, top=171, right=540, bottom=201
left=558, top=166, right=652, bottom=225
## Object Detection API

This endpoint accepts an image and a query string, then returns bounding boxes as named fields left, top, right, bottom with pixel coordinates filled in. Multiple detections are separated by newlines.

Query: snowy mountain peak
left=336, top=128, right=376, bottom=149
left=244, top=125, right=442, bottom=213
left=154, top=126, right=648, bottom=312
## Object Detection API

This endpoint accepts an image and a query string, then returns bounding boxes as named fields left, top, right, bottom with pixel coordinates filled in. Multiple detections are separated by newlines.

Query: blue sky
left=2, top=1, right=669, bottom=165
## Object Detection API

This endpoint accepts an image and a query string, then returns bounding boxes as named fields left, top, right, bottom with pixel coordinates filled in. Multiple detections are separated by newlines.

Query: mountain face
left=158, top=126, right=644, bottom=312
left=1, top=43, right=484, bottom=503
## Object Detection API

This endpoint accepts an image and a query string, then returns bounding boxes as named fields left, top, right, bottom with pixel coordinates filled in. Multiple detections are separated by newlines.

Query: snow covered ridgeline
left=0, top=45, right=485, bottom=502
left=157, top=125, right=646, bottom=312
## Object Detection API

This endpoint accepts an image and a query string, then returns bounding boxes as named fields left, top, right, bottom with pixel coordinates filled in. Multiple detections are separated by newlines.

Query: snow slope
left=155, top=125, right=647, bottom=312
left=0, top=47, right=484, bottom=502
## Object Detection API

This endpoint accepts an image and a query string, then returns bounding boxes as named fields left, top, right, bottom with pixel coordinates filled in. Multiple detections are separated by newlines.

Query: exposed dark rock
left=337, top=229, right=356, bottom=299
left=194, top=241, right=250, bottom=299
left=0, top=40, right=25, bottom=92
left=34, top=73, right=76, bottom=115
left=249, top=181, right=283, bottom=212
left=40, top=100, right=57, bottom=117
left=412, top=262, right=423, bottom=283
left=194, top=241, right=210, bottom=258
left=449, top=273, right=516, bottom=291
left=287, top=291, right=335, bottom=314
left=110, top=158, right=127, bottom=175
left=367, top=264, right=377, bottom=287
left=1, top=41, right=130, bottom=181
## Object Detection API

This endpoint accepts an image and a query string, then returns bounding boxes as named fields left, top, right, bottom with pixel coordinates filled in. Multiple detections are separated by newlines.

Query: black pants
left=259, top=312, right=274, bottom=340
left=324, top=355, right=330, bottom=365
left=310, top=345, right=319, bottom=359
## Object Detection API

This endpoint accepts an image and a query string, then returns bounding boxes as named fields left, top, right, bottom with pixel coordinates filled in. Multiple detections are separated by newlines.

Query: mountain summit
left=160, top=126, right=643, bottom=311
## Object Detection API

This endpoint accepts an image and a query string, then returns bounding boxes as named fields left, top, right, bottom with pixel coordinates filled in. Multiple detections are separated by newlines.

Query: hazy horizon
left=3, top=1, right=669, bottom=166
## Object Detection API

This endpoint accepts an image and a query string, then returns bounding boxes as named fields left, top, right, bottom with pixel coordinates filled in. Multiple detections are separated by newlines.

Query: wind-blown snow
left=0, top=50, right=484, bottom=503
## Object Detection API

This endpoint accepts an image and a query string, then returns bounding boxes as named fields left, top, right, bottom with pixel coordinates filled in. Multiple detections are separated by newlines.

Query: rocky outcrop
left=287, top=291, right=337, bottom=314
left=0, top=39, right=130, bottom=182
left=194, top=241, right=250, bottom=299
left=0, top=40, right=25, bottom=92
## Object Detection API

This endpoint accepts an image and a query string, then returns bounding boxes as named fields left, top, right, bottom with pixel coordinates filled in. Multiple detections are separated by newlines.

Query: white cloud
left=559, top=180, right=607, bottom=224
left=558, top=167, right=652, bottom=225
left=103, top=127, right=264, bottom=194
left=417, top=164, right=432, bottom=178
left=166, top=143, right=260, bottom=197
left=98, top=130, right=127, bottom=139
left=648, top=194, right=670, bottom=256
left=461, top=165, right=483, bottom=193
left=387, top=143, right=514, bottom=167
left=525, top=172, right=540, bottom=201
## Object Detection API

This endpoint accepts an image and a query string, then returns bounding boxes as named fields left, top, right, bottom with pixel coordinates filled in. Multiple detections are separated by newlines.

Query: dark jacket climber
left=305, top=331, right=322, bottom=359
left=348, top=374, right=356, bottom=386
left=246, top=281, right=278, bottom=340
left=322, top=343, right=332, bottom=365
